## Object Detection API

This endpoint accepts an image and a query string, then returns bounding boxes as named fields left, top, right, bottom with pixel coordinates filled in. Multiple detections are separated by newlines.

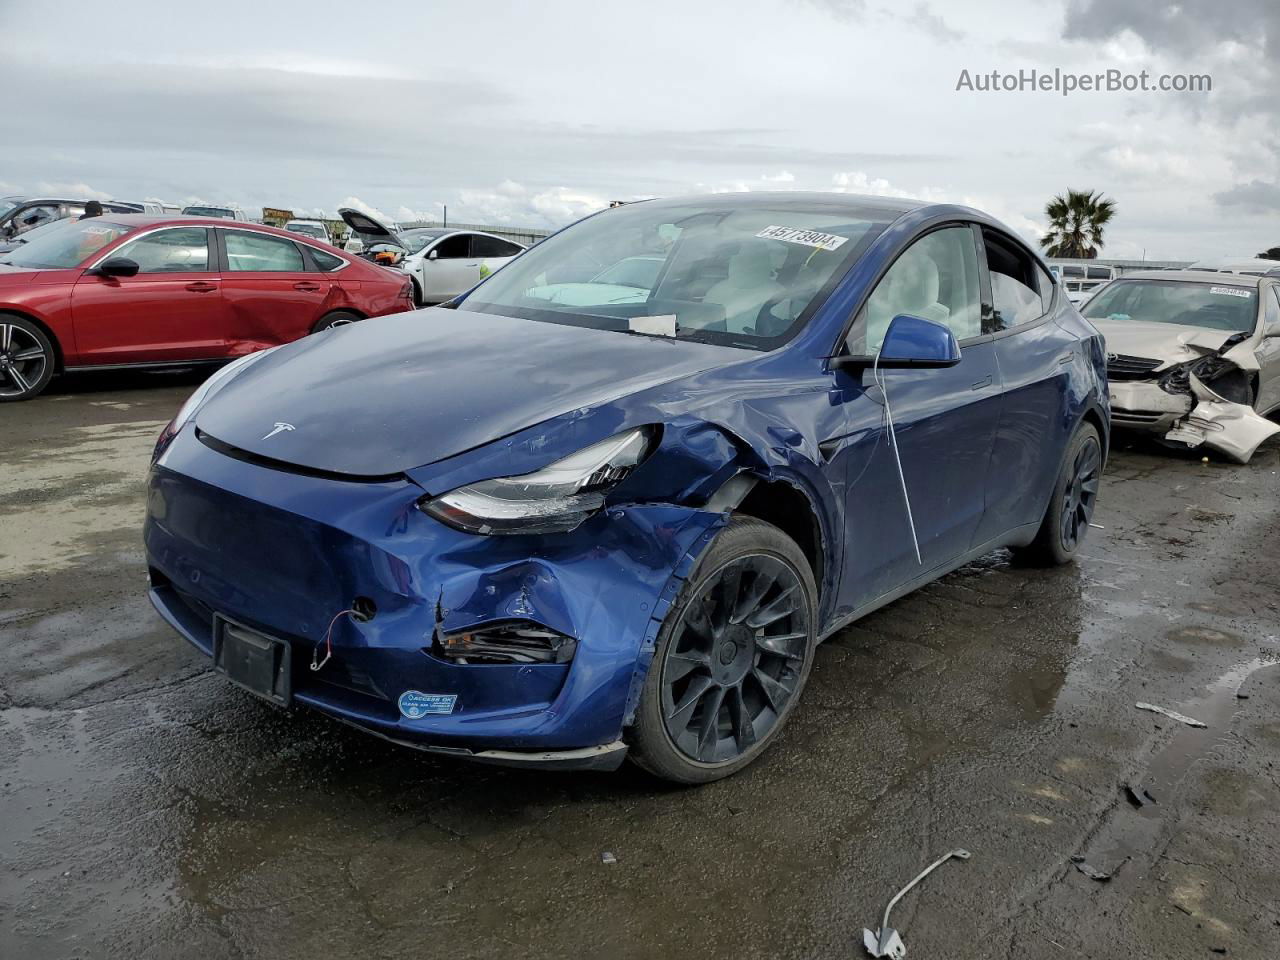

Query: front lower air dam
left=143, top=422, right=725, bottom=771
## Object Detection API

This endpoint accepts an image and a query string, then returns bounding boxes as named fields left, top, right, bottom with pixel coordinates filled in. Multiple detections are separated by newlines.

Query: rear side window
left=983, top=230, right=1045, bottom=329
left=309, top=248, right=345, bottom=271
left=432, top=234, right=471, bottom=259
left=225, top=231, right=305, bottom=272
left=114, top=228, right=210, bottom=272
left=472, top=235, right=522, bottom=257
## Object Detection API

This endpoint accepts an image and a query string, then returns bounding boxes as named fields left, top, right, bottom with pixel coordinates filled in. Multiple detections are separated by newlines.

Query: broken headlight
left=1158, top=355, right=1252, bottom=404
left=421, top=427, right=655, bottom=535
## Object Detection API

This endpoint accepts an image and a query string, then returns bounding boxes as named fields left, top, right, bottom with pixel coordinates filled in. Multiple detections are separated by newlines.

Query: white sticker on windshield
left=756, top=225, right=848, bottom=250
left=1209, top=286, right=1252, bottom=298
left=629, top=314, right=677, bottom=337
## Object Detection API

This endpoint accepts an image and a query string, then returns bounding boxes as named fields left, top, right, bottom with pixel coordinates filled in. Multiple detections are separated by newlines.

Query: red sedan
left=0, top=214, right=414, bottom=401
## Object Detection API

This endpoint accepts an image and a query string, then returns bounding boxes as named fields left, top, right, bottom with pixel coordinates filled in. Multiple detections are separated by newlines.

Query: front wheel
left=1014, top=421, right=1102, bottom=566
left=0, top=314, right=56, bottom=402
left=629, top=517, right=817, bottom=784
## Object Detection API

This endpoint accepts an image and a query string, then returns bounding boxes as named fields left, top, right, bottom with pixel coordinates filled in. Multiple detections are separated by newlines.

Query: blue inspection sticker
left=398, top=691, right=458, bottom=719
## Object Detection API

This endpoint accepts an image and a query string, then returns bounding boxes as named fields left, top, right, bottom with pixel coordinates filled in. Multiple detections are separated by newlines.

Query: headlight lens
left=421, top=427, right=654, bottom=535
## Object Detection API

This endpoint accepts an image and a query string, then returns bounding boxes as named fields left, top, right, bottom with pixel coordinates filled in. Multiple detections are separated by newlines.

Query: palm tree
left=1040, top=190, right=1116, bottom=259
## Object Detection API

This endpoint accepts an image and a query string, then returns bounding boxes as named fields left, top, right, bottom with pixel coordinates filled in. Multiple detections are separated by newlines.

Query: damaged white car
left=1082, top=271, right=1280, bottom=463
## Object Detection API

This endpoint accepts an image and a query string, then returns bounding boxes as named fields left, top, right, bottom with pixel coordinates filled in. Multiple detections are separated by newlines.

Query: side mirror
left=427, top=249, right=438, bottom=261
left=93, top=257, right=140, bottom=278
left=832, top=314, right=962, bottom=371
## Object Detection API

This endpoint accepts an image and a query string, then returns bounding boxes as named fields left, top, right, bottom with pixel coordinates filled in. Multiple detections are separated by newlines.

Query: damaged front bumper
left=144, top=426, right=725, bottom=766
left=1108, top=354, right=1278, bottom=463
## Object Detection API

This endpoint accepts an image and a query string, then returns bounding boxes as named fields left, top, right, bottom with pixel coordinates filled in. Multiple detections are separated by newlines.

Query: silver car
left=1082, top=270, right=1280, bottom=463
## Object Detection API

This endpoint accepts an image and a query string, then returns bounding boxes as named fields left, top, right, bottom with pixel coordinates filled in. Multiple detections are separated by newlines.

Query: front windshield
left=460, top=198, right=891, bottom=349
left=286, top=223, right=327, bottom=239
left=184, top=206, right=232, bottom=218
left=401, top=228, right=446, bottom=254
left=0, top=219, right=132, bottom=269
left=0, top=196, right=25, bottom=220
left=1083, top=279, right=1259, bottom=334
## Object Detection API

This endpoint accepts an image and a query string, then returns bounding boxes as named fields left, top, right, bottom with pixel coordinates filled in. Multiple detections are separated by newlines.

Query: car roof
left=635, top=190, right=926, bottom=217
left=97, top=214, right=343, bottom=244
left=1116, top=270, right=1265, bottom=287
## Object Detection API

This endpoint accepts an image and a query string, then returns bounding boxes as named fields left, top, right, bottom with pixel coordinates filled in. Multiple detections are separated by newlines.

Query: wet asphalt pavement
left=2, top=370, right=1280, bottom=960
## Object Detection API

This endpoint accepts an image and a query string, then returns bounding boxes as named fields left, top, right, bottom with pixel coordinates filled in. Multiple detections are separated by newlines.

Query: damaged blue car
left=145, top=192, right=1108, bottom=783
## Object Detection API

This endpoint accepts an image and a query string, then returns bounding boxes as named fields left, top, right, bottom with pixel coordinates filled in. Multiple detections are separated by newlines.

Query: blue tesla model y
left=145, top=192, right=1108, bottom=783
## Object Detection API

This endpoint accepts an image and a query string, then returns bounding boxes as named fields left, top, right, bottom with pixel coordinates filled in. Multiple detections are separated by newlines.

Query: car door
left=833, top=223, right=1003, bottom=610
left=71, top=226, right=225, bottom=364
left=471, top=234, right=523, bottom=279
left=421, top=233, right=481, bottom=302
left=219, top=228, right=335, bottom=344
left=1256, top=285, right=1280, bottom=414
left=972, top=228, right=1082, bottom=543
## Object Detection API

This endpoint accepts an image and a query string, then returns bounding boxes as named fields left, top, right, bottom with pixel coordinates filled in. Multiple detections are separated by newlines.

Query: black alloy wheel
left=631, top=517, right=817, bottom=783
left=0, top=316, right=54, bottom=401
left=1059, top=434, right=1101, bottom=551
left=1015, top=421, right=1103, bottom=566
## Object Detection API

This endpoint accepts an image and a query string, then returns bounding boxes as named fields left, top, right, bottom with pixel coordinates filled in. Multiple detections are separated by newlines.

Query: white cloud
left=33, top=181, right=112, bottom=200
left=456, top=180, right=610, bottom=227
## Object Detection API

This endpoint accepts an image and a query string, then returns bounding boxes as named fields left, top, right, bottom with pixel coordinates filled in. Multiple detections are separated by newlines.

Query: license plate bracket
left=213, top=615, right=292, bottom=706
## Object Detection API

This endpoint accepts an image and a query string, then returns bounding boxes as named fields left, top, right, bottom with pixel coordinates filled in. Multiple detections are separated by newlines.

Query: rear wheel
left=1015, top=422, right=1102, bottom=566
left=629, top=517, right=817, bottom=784
left=311, top=310, right=362, bottom=334
left=0, top=314, right=55, bottom=402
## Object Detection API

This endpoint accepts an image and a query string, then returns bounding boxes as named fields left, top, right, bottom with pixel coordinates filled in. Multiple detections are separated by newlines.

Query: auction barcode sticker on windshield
left=756, top=225, right=848, bottom=250
left=1209, top=286, right=1252, bottom=298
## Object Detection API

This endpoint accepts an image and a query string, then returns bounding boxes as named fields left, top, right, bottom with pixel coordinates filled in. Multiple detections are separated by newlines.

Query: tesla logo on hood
left=262, top=422, right=295, bottom=440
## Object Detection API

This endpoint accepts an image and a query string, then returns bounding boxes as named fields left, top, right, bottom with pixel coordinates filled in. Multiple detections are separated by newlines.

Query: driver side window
left=847, top=226, right=981, bottom=355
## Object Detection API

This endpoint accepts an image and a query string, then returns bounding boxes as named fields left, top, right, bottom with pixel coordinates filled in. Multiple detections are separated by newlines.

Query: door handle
left=185, top=281, right=217, bottom=293
left=970, top=374, right=993, bottom=390
left=293, top=282, right=322, bottom=292
left=1057, top=353, right=1074, bottom=365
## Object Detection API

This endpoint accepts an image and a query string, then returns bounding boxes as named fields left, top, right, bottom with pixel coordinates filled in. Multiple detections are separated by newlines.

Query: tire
left=311, top=311, right=362, bottom=334
left=0, top=313, right=56, bottom=402
left=629, top=516, right=818, bottom=784
left=410, top=278, right=424, bottom=308
left=1014, top=421, right=1102, bottom=566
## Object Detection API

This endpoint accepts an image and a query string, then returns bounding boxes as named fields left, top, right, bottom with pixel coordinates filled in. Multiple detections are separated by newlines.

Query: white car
left=1187, top=256, right=1280, bottom=277
left=1050, top=262, right=1116, bottom=305
left=1082, top=270, right=1280, bottom=462
left=182, top=204, right=250, bottom=221
left=338, top=208, right=525, bottom=306
left=284, top=219, right=331, bottom=243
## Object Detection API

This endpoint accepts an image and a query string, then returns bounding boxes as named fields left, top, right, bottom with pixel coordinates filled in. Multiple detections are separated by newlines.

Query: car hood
left=338, top=207, right=401, bottom=247
left=195, top=307, right=750, bottom=476
left=1089, top=318, right=1245, bottom=367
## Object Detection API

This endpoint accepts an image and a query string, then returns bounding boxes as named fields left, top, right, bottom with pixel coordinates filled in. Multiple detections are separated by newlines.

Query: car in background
left=121, top=201, right=184, bottom=215
left=0, top=214, right=413, bottom=401
left=1050, top=262, right=1115, bottom=305
left=182, top=205, right=250, bottom=221
left=284, top=219, right=331, bottom=243
left=1187, top=257, right=1280, bottom=278
left=1083, top=270, right=1280, bottom=462
left=145, top=192, right=1108, bottom=782
left=338, top=208, right=524, bottom=305
left=0, top=197, right=140, bottom=242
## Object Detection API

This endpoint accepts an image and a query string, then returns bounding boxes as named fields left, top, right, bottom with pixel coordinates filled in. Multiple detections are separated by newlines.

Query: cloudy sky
left=3, top=0, right=1277, bottom=260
